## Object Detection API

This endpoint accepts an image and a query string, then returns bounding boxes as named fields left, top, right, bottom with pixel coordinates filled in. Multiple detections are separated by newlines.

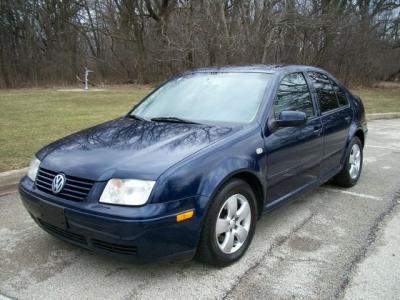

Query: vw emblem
left=52, top=174, right=66, bottom=194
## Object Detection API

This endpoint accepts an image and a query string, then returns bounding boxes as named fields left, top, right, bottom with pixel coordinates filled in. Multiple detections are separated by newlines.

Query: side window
left=308, top=72, right=339, bottom=113
left=274, top=72, right=314, bottom=119
left=331, top=81, right=349, bottom=106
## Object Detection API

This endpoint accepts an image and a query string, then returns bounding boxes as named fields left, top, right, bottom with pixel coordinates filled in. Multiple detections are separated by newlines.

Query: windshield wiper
left=127, top=114, right=148, bottom=121
left=151, top=117, right=201, bottom=125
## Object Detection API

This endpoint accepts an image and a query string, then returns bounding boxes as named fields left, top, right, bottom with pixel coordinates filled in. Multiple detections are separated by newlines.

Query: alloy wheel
left=349, top=144, right=361, bottom=179
left=215, top=194, right=252, bottom=254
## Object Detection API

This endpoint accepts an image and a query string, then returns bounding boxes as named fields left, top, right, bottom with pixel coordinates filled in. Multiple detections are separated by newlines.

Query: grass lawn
left=352, top=84, right=400, bottom=114
left=0, top=84, right=399, bottom=172
left=0, top=86, right=152, bottom=172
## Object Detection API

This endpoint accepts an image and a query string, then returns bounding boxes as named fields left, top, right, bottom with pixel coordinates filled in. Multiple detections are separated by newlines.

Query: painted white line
left=319, top=187, right=383, bottom=201
left=366, top=145, right=400, bottom=151
left=0, top=294, right=12, bottom=300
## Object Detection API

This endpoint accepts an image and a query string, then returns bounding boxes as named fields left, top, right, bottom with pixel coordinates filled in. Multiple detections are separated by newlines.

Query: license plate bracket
left=39, top=201, right=67, bottom=230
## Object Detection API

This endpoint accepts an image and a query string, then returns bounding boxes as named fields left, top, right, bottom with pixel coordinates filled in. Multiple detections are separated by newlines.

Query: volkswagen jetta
left=19, top=65, right=367, bottom=266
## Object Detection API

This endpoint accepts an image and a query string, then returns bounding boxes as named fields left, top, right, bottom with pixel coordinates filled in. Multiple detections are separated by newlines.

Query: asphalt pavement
left=1, top=119, right=399, bottom=300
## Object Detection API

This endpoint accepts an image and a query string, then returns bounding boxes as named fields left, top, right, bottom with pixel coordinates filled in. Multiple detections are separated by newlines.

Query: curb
left=366, top=112, right=400, bottom=121
left=0, top=113, right=399, bottom=191
left=0, top=167, right=27, bottom=186
left=0, top=167, right=27, bottom=194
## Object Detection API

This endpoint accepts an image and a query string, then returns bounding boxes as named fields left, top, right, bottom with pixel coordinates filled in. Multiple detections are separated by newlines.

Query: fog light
left=176, top=210, right=194, bottom=222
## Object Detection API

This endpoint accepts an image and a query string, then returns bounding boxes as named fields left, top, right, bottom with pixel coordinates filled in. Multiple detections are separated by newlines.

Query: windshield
left=131, top=72, right=271, bottom=124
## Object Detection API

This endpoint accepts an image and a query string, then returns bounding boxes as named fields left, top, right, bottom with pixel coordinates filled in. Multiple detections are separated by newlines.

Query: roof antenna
left=84, top=67, right=94, bottom=90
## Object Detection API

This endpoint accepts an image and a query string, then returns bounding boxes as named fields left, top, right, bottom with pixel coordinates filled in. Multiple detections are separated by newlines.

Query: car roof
left=187, top=64, right=328, bottom=75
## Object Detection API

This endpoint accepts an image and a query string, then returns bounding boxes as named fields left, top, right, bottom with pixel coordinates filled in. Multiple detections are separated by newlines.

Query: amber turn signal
left=176, top=210, right=194, bottom=222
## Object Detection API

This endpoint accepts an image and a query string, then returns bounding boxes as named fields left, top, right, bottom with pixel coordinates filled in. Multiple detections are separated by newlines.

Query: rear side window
left=274, top=72, right=314, bottom=118
left=308, top=72, right=339, bottom=113
left=331, top=82, right=349, bottom=106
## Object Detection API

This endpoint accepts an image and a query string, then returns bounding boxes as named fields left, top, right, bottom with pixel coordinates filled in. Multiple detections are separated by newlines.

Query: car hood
left=37, top=117, right=237, bottom=181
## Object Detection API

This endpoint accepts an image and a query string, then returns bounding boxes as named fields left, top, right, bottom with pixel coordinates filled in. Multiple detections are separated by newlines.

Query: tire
left=196, top=178, right=257, bottom=267
left=333, top=137, right=363, bottom=188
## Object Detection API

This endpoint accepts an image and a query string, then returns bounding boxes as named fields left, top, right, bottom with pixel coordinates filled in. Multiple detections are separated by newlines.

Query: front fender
left=149, top=124, right=265, bottom=226
left=197, top=156, right=260, bottom=198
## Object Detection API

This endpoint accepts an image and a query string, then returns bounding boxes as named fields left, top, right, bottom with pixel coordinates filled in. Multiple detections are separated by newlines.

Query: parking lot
left=1, top=119, right=399, bottom=300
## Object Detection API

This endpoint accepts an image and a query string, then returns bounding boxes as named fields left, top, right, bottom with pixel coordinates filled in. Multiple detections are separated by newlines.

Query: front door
left=264, top=72, right=324, bottom=205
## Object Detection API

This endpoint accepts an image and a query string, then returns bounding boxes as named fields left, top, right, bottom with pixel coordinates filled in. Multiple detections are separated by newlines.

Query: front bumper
left=19, top=176, right=208, bottom=262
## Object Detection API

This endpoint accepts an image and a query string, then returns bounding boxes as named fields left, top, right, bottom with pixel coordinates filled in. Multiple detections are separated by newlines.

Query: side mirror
left=275, top=111, right=307, bottom=127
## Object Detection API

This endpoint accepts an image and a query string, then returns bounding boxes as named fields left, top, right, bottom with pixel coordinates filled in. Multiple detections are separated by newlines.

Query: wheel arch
left=231, top=172, right=264, bottom=218
left=341, top=124, right=365, bottom=165
left=354, top=129, right=365, bottom=148
left=202, top=169, right=265, bottom=220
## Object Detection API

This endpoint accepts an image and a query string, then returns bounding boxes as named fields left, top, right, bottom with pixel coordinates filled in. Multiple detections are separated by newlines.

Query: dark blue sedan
left=19, top=65, right=367, bottom=266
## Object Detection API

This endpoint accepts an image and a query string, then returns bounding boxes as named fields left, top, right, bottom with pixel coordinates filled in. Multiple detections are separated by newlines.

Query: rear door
left=265, top=72, right=323, bottom=204
left=306, top=72, right=352, bottom=174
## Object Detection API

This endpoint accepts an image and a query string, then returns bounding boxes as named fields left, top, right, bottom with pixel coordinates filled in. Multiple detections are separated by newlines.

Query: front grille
left=35, top=167, right=94, bottom=201
left=92, top=239, right=137, bottom=256
left=39, top=219, right=87, bottom=245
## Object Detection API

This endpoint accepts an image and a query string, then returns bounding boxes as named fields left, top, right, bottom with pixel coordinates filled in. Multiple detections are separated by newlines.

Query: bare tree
left=0, top=0, right=399, bottom=88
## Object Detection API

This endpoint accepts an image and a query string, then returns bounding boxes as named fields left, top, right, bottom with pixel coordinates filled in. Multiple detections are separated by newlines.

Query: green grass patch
left=0, top=86, right=151, bottom=172
left=0, top=85, right=399, bottom=172
left=352, top=86, right=400, bottom=114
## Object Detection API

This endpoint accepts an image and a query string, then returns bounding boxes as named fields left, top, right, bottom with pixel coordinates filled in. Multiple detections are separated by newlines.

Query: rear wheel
left=333, top=137, right=363, bottom=187
left=196, top=179, right=257, bottom=267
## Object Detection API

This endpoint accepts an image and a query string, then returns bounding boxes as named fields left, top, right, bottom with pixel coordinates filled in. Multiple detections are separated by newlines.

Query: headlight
left=27, top=157, right=41, bottom=182
left=99, top=179, right=155, bottom=206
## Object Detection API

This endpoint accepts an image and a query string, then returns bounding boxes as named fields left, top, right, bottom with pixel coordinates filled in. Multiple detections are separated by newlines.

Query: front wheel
left=196, top=179, right=257, bottom=267
left=333, top=137, right=363, bottom=187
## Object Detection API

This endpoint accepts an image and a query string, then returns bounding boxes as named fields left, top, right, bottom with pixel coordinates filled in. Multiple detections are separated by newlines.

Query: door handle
left=313, top=126, right=322, bottom=135
left=345, top=116, right=351, bottom=122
